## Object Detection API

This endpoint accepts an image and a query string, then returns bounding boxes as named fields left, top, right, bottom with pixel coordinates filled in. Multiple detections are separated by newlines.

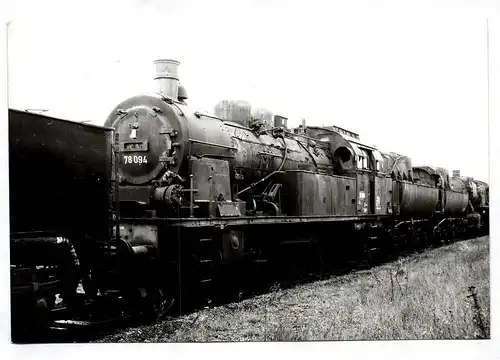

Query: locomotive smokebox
left=154, top=59, right=180, bottom=101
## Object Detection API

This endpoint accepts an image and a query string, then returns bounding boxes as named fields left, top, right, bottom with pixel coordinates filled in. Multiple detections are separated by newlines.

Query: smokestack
left=154, top=59, right=180, bottom=100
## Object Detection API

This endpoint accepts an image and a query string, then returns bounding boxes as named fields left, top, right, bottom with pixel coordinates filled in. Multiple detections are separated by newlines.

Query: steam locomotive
left=101, top=59, right=489, bottom=311
left=9, top=59, right=489, bottom=338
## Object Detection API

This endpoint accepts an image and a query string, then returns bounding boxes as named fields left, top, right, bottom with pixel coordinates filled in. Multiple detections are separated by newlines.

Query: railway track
left=13, top=232, right=484, bottom=344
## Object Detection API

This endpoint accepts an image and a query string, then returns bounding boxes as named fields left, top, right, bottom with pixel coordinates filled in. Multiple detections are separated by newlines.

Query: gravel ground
left=93, top=236, right=490, bottom=343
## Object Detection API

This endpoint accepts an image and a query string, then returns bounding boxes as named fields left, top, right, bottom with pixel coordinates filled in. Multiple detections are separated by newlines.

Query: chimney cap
left=154, top=58, right=180, bottom=65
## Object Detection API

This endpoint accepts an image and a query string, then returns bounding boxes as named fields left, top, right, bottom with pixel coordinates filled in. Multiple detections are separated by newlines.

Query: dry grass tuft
left=95, top=236, right=490, bottom=342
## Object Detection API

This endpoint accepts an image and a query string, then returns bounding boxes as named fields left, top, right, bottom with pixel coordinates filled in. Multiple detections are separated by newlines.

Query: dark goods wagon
left=9, top=109, right=114, bottom=236
left=9, top=109, right=115, bottom=341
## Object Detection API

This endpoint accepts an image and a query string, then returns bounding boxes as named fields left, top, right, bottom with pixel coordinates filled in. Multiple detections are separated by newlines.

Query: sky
left=6, top=0, right=498, bottom=182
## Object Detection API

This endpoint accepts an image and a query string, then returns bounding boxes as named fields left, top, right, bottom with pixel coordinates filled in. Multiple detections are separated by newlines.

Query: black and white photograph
left=2, top=0, right=499, bottom=357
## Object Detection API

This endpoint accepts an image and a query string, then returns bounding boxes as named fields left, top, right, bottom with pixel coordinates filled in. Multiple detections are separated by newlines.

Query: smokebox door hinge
left=159, top=126, right=177, bottom=136
left=159, top=155, right=176, bottom=164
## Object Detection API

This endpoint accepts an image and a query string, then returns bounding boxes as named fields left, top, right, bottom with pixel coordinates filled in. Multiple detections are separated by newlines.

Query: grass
left=95, top=236, right=490, bottom=342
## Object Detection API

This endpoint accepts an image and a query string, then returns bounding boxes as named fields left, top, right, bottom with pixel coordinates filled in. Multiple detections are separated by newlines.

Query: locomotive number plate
left=123, top=155, right=148, bottom=164
left=120, top=140, right=149, bottom=152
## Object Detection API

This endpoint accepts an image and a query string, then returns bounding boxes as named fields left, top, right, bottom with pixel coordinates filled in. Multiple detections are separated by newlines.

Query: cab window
left=358, top=149, right=370, bottom=170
